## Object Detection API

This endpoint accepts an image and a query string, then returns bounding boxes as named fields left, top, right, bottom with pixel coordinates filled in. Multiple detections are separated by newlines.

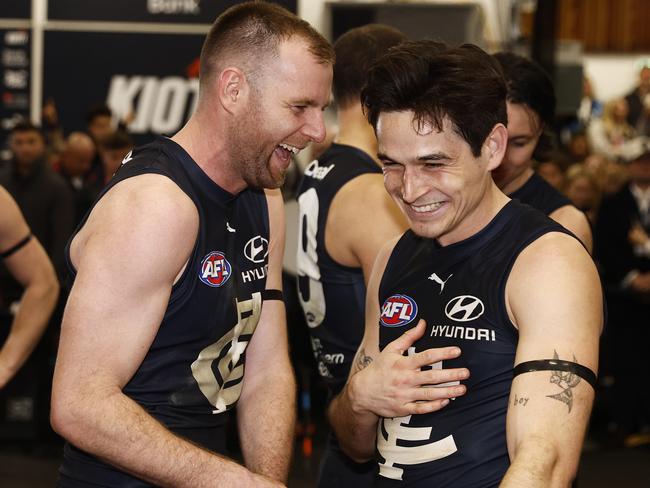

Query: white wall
left=297, top=0, right=506, bottom=45
left=583, top=53, right=650, bottom=102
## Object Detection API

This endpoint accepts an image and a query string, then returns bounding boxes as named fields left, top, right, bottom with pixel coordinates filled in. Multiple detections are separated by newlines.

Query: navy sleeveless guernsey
left=296, top=143, right=381, bottom=395
left=376, top=200, right=572, bottom=487
left=296, top=143, right=381, bottom=486
left=59, top=137, right=270, bottom=487
left=510, top=172, right=572, bottom=216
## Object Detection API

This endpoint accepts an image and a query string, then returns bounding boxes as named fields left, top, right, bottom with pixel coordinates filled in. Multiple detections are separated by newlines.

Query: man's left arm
left=501, top=232, right=602, bottom=487
left=237, top=189, right=295, bottom=482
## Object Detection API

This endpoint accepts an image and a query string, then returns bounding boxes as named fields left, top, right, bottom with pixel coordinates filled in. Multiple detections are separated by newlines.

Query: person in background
left=0, top=121, right=74, bottom=279
left=296, top=24, right=408, bottom=487
left=493, top=52, right=593, bottom=252
left=0, top=186, right=59, bottom=390
left=98, top=130, right=134, bottom=186
left=594, top=148, right=650, bottom=448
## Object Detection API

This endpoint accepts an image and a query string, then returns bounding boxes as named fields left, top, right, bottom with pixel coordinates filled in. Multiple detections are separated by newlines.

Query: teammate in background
left=329, top=41, right=602, bottom=487
left=0, top=186, right=59, bottom=389
left=492, top=52, right=593, bottom=252
left=50, top=3, right=333, bottom=487
left=296, top=24, right=408, bottom=486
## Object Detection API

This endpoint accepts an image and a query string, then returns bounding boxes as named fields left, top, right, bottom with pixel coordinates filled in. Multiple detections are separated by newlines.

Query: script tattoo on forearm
left=546, top=350, right=581, bottom=413
left=356, top=348, right=373, bottom=371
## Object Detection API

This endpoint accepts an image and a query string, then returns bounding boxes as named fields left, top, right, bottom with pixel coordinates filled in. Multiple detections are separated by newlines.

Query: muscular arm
left=50, top=175, right=278, bottom=487
left=329, top=238, right=468, bottom=462
left=0, top=187, right=59, bottom=388
left=237, top=189, right=296, bottom=482
left=501, top=232, right=602, bottom=487
left=325, top=173, right=407, bottom=283
left=549, top=204, right=593, bottom=254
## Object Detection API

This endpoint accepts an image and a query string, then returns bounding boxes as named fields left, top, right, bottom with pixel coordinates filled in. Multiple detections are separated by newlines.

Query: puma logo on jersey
left=428, top=272, right=453, bottom=294
left=304, top=159, right=335, bottom=180
left=121, top=150, right=133, bottom=165
left=199, top=251, right=231, bottom=287
left=380, top=294, right=418, bottom=327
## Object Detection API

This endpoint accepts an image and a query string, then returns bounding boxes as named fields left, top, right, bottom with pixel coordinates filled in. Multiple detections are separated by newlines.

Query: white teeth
left=279, top=143, right=299, bottom=155
left=411, top=202, right=443, bottom=213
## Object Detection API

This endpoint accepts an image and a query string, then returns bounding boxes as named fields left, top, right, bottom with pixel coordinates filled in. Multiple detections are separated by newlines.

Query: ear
left=483, top=123, right=508, bottom=171
left=217, top=67, right=249, bottom=115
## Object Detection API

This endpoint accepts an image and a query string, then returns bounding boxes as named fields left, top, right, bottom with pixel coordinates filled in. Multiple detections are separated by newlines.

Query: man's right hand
left=348, top=320, right=469, bottom=418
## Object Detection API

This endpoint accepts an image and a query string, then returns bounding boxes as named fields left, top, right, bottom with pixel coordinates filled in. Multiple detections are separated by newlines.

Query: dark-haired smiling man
left=329, top=41, right=602, bottom=487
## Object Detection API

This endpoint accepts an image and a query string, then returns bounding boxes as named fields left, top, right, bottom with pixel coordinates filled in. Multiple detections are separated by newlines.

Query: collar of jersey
left=160, top=136, right=237, bottom=205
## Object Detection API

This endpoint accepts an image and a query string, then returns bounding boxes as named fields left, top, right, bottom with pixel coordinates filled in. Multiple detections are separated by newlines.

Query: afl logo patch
left=199, top=251, right=231, bottom=287
left=445, top=295, right=484, bottom=322
left=380, top=294, right=418, bottom=327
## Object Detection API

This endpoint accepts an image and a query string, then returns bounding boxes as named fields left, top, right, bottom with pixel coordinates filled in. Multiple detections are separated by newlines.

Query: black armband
left=513, top=359, right=597, bottom=390
left=0, top=233, right=32, bottom=259
left=261, top=289, right=284, bottom=302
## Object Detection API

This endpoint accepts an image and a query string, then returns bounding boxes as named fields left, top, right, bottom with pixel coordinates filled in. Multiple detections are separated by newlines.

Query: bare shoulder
left=507, top=231, right=602, bottom=334
left=335, top=173, right=393, bottom=215
left=0, top=186, right=29, bottom=249
left=510, top=231, right=597, bottom=289
left=71, top=174, right=198, bottom=277
left=549, top=205, right=593, bottom=252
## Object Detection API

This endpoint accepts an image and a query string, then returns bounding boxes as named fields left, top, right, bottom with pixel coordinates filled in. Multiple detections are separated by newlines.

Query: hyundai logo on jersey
left=244, top=236, right=269, bottom=263
left=445, top=295, right=485, bottom=322
left=380, top=294, right=418, bottom=327
left=199, top=251, right=231, bottom=287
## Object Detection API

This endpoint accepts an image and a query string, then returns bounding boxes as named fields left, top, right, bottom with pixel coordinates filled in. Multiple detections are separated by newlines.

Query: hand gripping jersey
left=296, top=143, right=381, bottom=395
left=296, top=143, right=381, bottom=486
left=376, top=201, right=571, bottom=487
left=59, top=137, right=270, bottom=487
left=510, top=172, right=573, bottom=216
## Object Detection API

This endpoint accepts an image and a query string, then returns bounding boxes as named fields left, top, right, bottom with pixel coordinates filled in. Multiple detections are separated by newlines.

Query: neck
left=438, top=182, right=510, bottom=247
left=334, top=103, right=378, bottom=164
left=500, top=167, right=535, bottom=195
left=172, top=110, right=246, bottom=194
left=15, top=158, right=39, bottom=178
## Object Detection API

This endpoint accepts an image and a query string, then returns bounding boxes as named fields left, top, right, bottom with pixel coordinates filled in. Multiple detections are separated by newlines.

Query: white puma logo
left=428, top=273, right=453, bottom=294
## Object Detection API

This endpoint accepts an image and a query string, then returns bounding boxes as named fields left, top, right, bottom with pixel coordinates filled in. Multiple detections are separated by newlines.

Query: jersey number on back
left=297, top=188, right=326, bottom=328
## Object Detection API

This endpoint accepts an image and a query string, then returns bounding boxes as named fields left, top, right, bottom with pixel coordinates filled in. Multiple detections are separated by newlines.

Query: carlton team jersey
left=296, top=143, right=381, bottom=395
left=59, top=137, right=270, bottom=487
left=510, top=172, right=573, bottom=216
left=376, top=201, right=571, bottom=487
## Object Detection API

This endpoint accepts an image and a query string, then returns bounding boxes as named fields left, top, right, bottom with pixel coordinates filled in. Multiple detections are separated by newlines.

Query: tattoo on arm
left=546, top=350, right=581, bottom=413
left=356, top=348, right=373, bottom=371
left=512, top=393, right=529, bottom=407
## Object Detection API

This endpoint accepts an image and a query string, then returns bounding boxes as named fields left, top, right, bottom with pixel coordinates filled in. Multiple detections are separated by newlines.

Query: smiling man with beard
left=50, top=3, right=333, bottom=487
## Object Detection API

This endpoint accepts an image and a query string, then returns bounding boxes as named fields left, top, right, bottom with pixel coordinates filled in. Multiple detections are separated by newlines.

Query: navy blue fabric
left=376, top=201, right=571, bottom=487
left=59, top=137, right=270, bottom=486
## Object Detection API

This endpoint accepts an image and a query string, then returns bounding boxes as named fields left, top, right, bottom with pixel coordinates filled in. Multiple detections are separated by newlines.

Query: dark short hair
left=333, top=24, right=406, bottom=109
left=199, top=1, right=334, bottom=91
left=10, top=120, right=44, bottom=139
left=85, top=103, right=112, bottom=125
left=493, top=52, right=556, bottom=162
left=101, top=130, right=133, bottom=151
left=362, top=41, right=507, bottom=157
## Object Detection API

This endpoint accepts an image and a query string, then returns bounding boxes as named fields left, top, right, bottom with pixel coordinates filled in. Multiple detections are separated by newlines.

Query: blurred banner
left=44, top=31, right=204, bottom=144
left=0, top=29, right=30, bottom=146
left=0, top=2, right=31, bottom=19
left=48, top=0, right=296, bottom=23
left=0, top=1, right=296, bottom=146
